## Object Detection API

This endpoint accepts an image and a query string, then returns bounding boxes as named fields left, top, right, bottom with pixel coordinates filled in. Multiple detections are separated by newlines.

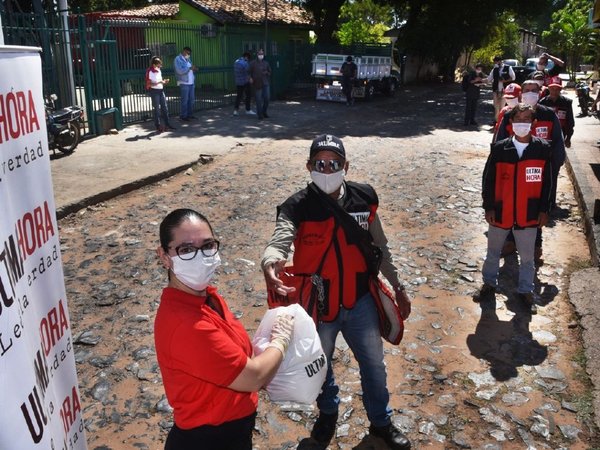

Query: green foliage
left=542, top=0, right=598, bottom=77
left=471, top=12, right=522, bottom=69
left=336, top=0, right=393, bottom=45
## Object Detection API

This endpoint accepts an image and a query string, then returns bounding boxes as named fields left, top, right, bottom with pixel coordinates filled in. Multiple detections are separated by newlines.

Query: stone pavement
left=49, top=86, right=600, bottom=429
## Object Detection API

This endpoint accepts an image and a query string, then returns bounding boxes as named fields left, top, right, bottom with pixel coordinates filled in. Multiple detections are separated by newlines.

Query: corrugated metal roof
left=100, top=0, right=312, bottom=26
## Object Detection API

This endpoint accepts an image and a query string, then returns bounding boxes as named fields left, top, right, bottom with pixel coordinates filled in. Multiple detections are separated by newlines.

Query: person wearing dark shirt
left=463, top=63, right=486, bottom=126
left=340, top=56, right=358, bottom=106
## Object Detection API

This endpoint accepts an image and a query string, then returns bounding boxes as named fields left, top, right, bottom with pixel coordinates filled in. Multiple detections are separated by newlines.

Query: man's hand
left=485, top=210, right=495, bottom=225
left=394, top=287, right=411, bottom=320
left=538, top=212, right=549, bottom=228
left=565, top=138, right=571, bottom=148
left=263, top=260, right=296, bottom=296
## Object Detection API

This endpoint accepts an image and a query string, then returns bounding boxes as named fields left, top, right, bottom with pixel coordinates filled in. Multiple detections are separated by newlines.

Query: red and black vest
left=539, top=95, right=574, bottom=136
left=482, top=137, right=552, bottom=229
left=278, top=181, right=378, bottom=321
left=530, top=106, right=556, bottom=141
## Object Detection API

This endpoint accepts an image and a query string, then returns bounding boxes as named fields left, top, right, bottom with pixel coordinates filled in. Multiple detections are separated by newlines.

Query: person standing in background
left=233, top=51, right=255, bottom=116
left=463, top=63, right=486, bottom=126
left=249, top=49, right=272, bottom=120
left=340, top=55, right=358, bottom=106
left=147, top=57, right=175, bottom=133
left=174, top=47, right=198, bottom=122
left=487, top=56, right=515, bottom=124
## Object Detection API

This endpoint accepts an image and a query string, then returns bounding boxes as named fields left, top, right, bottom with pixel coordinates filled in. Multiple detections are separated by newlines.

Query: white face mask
left=258, top=54, right=264, bottom=60
left=311, top=170, right=345, bottom=194
left=171, top=253, right=221, bottom=291
left=505, top=97, right=519, bottom=108
left=512, top=122, right=531, bottom=138
left=521, top=92, right=539, bottom=107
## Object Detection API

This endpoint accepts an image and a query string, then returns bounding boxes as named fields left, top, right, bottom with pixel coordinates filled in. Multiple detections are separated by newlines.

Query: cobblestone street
left=57, top=85, right=598, bottom=449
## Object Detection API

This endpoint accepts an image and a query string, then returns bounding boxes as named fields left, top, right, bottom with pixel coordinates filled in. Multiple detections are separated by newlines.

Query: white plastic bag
left=253, top=304, right=327, bottom=404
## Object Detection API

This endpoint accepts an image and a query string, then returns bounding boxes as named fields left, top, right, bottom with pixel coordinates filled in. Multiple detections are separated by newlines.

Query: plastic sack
left=253, top=304, right=327, bottom=404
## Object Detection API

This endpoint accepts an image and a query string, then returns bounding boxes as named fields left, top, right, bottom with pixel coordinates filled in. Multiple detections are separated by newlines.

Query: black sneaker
left=311, top=411, right=338, bottom=444
left=369, top=423, right=411, bottom=450
left=473, top=283, right=495, bottom=303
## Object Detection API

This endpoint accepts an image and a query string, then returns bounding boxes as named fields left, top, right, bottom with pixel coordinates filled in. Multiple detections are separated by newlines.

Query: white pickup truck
left=311, top=53, right=401, bottom=102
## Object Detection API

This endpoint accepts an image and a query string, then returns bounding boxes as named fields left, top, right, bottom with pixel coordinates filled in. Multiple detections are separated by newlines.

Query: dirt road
left=59, top=85, right=598, bottom=449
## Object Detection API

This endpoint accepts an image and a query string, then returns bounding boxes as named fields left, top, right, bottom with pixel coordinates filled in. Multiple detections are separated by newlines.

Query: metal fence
left=1, top=10, right=393, bottom=135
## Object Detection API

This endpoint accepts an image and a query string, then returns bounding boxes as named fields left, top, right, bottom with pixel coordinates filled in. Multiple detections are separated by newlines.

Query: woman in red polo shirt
left=155, top=208, right=293, bottom=450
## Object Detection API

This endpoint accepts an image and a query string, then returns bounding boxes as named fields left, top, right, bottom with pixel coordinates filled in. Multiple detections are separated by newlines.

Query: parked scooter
left=45, top=94, right=84, bottom=154
left=575, top=81, right=595, bottom=117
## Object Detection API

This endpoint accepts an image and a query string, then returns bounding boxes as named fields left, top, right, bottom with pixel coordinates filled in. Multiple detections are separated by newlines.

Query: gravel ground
left=59, top=85, right=598, bottom=449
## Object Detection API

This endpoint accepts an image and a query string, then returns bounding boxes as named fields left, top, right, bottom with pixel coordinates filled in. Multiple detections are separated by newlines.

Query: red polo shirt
left=154, top=286, right=257, bottom=429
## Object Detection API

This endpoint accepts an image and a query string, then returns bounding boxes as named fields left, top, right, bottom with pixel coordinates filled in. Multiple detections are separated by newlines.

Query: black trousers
left=342, top=77, right=353, bottom=103
left=464, top=96, right=478, bottom=124
left=164, top=412, right=256, bottom=450
left=235, top=83, right=251, bottom=111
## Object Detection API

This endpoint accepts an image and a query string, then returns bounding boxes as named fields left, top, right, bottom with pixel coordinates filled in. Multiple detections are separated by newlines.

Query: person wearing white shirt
left=487, top=56, right=515, bottom=123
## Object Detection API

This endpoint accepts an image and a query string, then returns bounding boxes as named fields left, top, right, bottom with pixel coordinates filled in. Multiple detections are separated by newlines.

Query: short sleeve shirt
left=154, top=286, right=257, bottom=429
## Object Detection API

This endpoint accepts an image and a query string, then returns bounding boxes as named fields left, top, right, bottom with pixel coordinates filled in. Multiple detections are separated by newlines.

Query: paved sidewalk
left=50, top=88, right=600, bottom=429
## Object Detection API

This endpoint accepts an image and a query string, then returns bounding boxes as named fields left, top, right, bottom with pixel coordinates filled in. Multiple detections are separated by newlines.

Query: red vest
left=279, top=182, right=378, bottom=321
left=483, top=137, right=552, bottom=229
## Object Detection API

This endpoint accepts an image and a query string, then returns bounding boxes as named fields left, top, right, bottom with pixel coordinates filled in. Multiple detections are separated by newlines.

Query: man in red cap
left=539, top=82, right=574, bottom=148
left=493, top=83, right=521, bottom=142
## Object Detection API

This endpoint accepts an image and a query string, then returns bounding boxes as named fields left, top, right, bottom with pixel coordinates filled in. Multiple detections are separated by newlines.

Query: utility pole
left=264, top=0, right=268, bottom=52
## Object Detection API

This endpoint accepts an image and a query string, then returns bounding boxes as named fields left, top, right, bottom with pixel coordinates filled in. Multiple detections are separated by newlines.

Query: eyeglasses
left=311, top=159, right=344, bottom=173
left=170, top=240, right=220, bottom=260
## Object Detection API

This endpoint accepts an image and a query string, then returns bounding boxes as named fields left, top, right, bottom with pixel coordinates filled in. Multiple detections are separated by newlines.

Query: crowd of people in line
left=146, top=48, right=590, bottom=450
left=461, top=52, right=577, bottom=313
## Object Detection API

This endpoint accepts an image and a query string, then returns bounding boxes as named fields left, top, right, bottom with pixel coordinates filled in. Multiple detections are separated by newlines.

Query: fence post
left=78, top=13, right=96, bottom=135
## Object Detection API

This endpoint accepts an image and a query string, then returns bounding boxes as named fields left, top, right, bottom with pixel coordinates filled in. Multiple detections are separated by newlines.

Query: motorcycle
left=575, top=81, right=595, bottom=117
left=45, top=94, right=84, bottom=154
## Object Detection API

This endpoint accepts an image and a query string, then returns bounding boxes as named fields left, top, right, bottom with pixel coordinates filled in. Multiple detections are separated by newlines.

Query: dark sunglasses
left=311, top=159, right=344, bottom=173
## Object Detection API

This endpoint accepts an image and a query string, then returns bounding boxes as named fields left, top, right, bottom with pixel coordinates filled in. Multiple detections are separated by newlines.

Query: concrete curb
left=55, top=161, right=195, bottom=219
left=564, top=155, right=600, bottom=266
left=568, top=267, right=600, bottom=430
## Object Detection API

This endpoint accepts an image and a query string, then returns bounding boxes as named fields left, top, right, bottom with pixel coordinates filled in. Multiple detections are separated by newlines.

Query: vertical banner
left=0, top=47, right=87, bottom=450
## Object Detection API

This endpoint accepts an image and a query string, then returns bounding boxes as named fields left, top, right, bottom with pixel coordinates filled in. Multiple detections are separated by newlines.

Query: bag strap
left=308, top=183, right=377, bottom=263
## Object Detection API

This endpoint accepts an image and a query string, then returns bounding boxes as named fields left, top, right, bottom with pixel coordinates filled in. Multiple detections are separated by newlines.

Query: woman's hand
left=267, top=314, right=295, bottom=355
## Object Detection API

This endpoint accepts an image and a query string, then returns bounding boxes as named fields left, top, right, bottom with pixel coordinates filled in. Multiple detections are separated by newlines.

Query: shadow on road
left=466, top=252, right=559, bottom=381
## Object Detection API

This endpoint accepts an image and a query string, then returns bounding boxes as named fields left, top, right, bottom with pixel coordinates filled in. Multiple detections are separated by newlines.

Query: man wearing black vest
left=487, top=56, right=515, bottom=123
left=261, top=135, right=412, bottom=449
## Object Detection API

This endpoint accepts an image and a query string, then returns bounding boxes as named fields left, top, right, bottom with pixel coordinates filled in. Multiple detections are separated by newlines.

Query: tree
left=542, top=0, right=598, bottom=78
left=379, top=0, right=554, bottom=81
left=336, top=0, right=393, bottom=45
left=291, top=0, right=347, bottom=44
left=471, top=12, right=521, bottom=70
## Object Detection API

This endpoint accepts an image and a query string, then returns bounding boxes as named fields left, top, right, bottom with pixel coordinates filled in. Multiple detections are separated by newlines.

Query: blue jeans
left=254, top=84, right=270, bottom=118
left=317, top=292, right=392, bottom=427
left=179, top=84, right=195, bottom=119
left=482, top=225, right=537, bottom=293
left=149, top=89, right=170, bottom=129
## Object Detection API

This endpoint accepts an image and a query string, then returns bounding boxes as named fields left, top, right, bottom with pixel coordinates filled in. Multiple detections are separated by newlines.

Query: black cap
left=309, top=134, right=346, bottom=159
